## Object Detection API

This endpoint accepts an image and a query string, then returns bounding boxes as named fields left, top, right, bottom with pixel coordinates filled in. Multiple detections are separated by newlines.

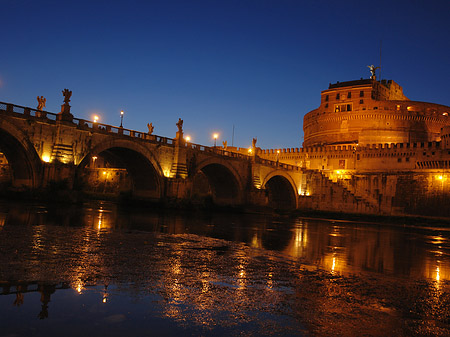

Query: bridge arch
left=261, top=170, right=298, bottom=210
left=192, top=158, right=245, bottom=206
left=76, top=139, right=164, bottom=199
left=0, top=119, right=42, bottom=189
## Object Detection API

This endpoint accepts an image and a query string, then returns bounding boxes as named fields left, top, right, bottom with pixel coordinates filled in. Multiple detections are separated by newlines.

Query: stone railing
left=0, top=101, right=303, bottom=172
left=0, top=101, right=177, bottom=146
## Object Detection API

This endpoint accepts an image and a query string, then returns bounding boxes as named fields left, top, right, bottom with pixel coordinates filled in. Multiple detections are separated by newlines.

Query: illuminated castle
left=303, top=77, right=450, bottom=147
left=252, top=73, right=450, bottom=217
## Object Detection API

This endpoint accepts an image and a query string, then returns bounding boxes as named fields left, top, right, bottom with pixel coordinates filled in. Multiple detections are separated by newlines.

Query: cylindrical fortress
left=303, top=79, right=450, bottom=146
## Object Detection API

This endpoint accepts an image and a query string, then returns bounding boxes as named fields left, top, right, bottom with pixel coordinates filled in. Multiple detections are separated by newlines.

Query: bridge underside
left=76, top=147, right=161, bottom=199
left=265, top=175, right=297, bottom=210
left=0, top=129, right=39, bottom=189
left=192, top=163, right=241, bottom=206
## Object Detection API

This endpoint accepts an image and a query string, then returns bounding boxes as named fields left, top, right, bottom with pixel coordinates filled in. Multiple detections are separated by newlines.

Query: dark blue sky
left=2, top=0, right=450, bottom=149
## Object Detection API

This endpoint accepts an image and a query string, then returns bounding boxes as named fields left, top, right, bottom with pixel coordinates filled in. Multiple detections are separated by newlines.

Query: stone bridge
left=0, top=101, right=305, bottom=209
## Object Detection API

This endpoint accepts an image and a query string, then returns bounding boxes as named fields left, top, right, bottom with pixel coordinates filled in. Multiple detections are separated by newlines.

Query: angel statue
left=62, top=89, right=72, bottom=104
left=222, top=140, right=227, bottom=149
left=252, top=137, right=257, bottom=148
left=176, top=118, right=183, bottom=133
left=36, top=96, right=46, bottom=110
left=147, top=122, right=154, bottom=135
left=367, top=65, right=380, bottom=79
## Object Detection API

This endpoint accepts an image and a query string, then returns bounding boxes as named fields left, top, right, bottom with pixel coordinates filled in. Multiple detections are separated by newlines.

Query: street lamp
left=213, top=133, right=219, bottom=147
left=185, top=135, right=191, bottom=142
left=120, top=110, right=124, bottom=128
left=94, top=115, right=99, bottom=123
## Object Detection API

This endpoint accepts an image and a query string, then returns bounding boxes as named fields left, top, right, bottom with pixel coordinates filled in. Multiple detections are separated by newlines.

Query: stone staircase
left=318, top=170, right=383, bottom=214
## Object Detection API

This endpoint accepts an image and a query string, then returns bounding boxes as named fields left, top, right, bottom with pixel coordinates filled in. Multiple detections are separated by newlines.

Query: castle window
left=336, top=93, right=340, bottom=99
left=397, top=158, right=402, bottom=163
left=360, top=91, right=364, bottom=97
left=325, top=103, right=328, bottom=108
left=334, top=103, right=352, bottom=112
left=360, top=99, right=364, bottom=104
left=325, top=95, right=329, bottom=102
left=347, top=92, right=351, bottom=98
left=406, top=157, right=410, bottom=162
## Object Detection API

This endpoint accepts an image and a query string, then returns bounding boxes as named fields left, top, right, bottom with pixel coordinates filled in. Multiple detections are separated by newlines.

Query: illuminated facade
left=303, top=78, right=450, bottom=147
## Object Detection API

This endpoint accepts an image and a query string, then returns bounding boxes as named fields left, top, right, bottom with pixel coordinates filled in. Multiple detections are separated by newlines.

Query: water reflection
left=1, top=201, right=450, bottom=282
left=2, top=201, right=450, bottom=336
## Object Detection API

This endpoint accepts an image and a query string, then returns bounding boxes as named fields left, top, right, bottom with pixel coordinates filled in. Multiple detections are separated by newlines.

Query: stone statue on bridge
left=36, top=96, right=46, bottom=110
left=176, top=118, right=183, bottom=133
left=147, top=123, right=154, bottom=135
left=62, top=89, right=72, bottom=104
left=222, top=140, right=227, bottom=149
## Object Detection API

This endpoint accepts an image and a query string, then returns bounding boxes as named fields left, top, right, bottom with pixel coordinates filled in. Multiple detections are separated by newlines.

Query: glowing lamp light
left=248, top=148, right=252, bottom=154
left=94, top=115, right=99, bottom=123
left=185, top=135, right=191, bottom=142
left=213, top=133, right=219, bottom=147
left=42, top=155, right=50, bottom=163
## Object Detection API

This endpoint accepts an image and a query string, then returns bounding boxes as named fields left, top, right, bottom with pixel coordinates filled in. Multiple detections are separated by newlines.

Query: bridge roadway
left=0, top=101, right=304, bottom=209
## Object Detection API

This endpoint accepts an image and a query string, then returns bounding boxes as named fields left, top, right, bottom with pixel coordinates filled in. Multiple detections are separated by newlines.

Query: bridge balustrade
left=1, top=102, right=58, bottom=121
left=1, top=101, right=301, bottom=172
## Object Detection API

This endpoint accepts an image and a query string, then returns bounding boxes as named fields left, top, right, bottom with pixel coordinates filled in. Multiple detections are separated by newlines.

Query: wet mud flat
left=1, top=225, right=450, bottom=337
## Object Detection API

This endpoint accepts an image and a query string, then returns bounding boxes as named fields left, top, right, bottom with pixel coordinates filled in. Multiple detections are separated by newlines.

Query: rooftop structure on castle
left=303, top=77, right=450, bottom=147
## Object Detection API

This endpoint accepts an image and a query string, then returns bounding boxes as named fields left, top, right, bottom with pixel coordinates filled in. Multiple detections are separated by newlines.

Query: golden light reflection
left=97, top=212, right=103, bottom=230
left=331, top=256, right=336, bottom=274
left=237, top=261, right=247, bottom=289
left=75, top=280, right=84, bottom=294
left=267, top=271, right=273, bottom=289
left=102, top=285, right=109, bottom=303
left=250, top=233, right=262, bottom=249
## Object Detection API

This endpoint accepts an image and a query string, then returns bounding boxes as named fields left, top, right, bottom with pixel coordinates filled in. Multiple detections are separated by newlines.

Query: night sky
left=2, top=0, right=450, bottom=149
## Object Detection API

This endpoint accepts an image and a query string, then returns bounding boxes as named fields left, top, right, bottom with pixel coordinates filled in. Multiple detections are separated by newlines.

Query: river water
left=1, top=200, right=450, bottom=336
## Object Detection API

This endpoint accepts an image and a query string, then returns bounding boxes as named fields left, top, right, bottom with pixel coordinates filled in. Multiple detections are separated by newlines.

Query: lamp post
left=213, top=133, right=218, bottom=147
left=94, top=115, right=99, bottom=123
left=120, top=110, right=124, bottom=128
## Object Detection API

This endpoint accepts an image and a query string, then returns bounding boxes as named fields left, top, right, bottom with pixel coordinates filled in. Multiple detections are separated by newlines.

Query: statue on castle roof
left=176, top=118, right=183, bottom=133
left=367, top=65, right=379, bottom=79
left=252, top=137, right=257, bottom=148
left=62, top=89, right=72, bottom=104
left=36, top=96, right=46, bottom=111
